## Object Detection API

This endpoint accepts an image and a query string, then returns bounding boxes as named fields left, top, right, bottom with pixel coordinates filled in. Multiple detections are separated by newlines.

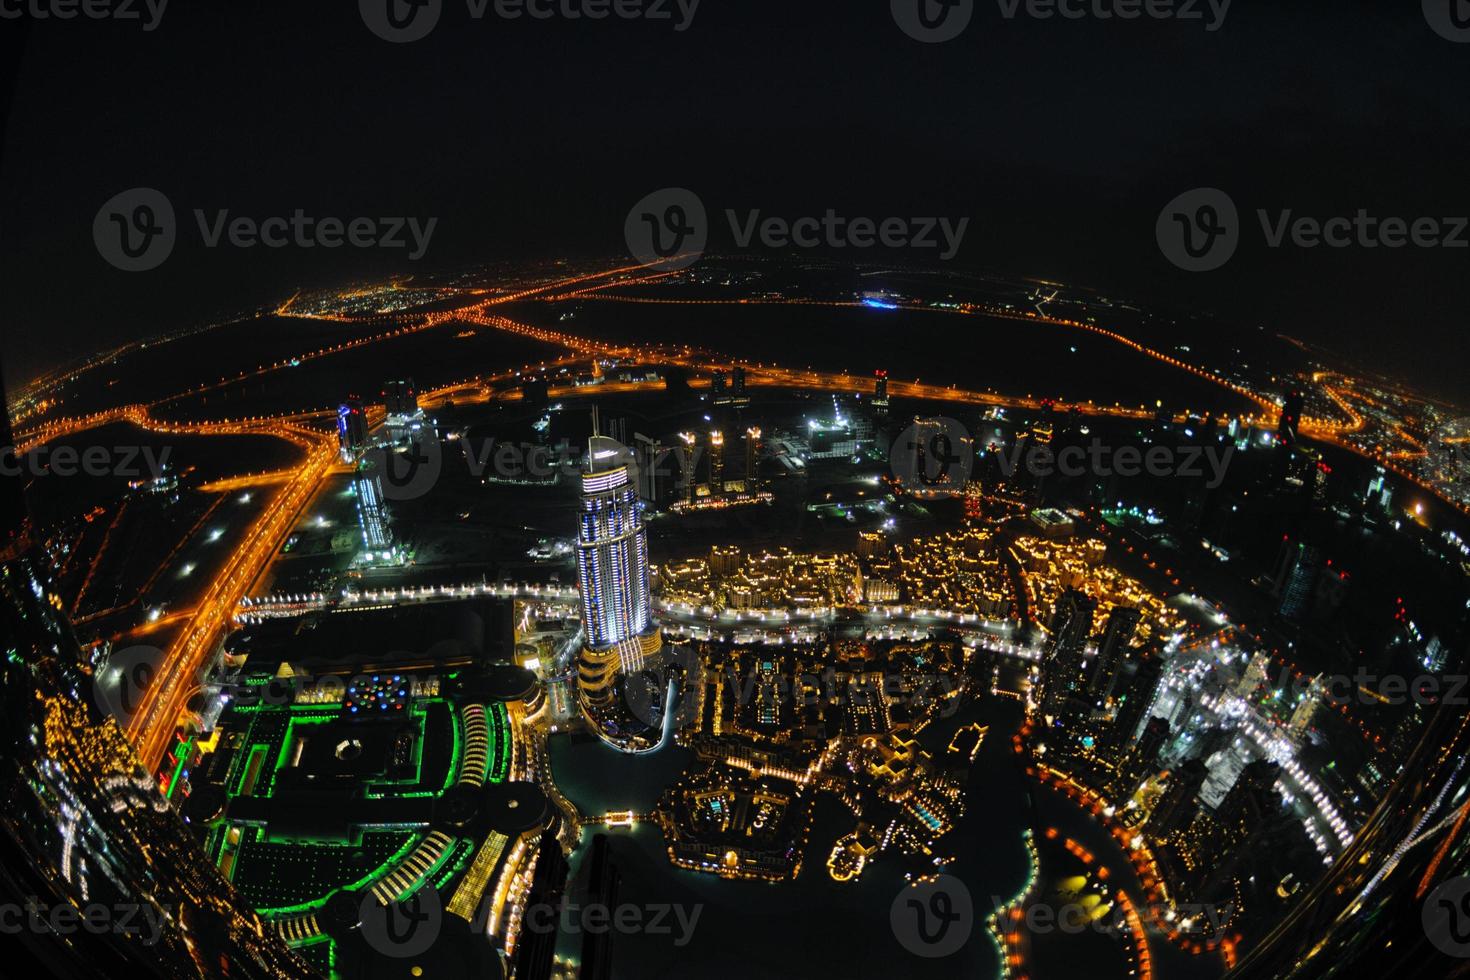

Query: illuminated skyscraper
left=1086, top=604, right=1141, bottom=701
left=1041, top=588, right=1096, bottom=717
left=382, top=378, right=422, bottom=442
left=708, top=430, right=725, bottom=492
left=575, top=433, right=661, bottom=714
left=383, top=377, right=418, bottom=417
left=744, top=426, right=762, bottom=487
left=337, top=397, right=368, bottom=463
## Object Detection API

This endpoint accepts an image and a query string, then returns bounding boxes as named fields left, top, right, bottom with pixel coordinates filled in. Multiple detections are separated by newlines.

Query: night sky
left=1, top=1, right=1466, bottom=399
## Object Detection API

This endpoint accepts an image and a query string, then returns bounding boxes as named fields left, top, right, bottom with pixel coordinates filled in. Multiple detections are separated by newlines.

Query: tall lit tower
left=708, top=430, right=725, bottom=493
left=337, top=397, right=368, bottom=463
left=1087, top=604, right=1141, bottom=700
left=1041, top=588, right=1096, bottom=716
left=575, top=429, right=662, bottom=714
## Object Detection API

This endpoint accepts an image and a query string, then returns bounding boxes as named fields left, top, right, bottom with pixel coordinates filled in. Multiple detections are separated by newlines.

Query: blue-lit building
left=575, top=435, right=662, bottom=721
left=337, top=398, right=368, bottom=463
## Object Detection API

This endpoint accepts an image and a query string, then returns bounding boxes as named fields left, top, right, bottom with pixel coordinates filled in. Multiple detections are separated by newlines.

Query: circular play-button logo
left=891, top=874, right=973, bottom=957
left=94, top=188, right=176, bottom=272
left=1157, top=187, right=1239, bottom=272
left=892, top=0, right=974, bottom=43
left=360, top=885, right=444, bottom=959
left=361, top=0, right=443, bottom=43
left=625, top=188, right=708, bottom=271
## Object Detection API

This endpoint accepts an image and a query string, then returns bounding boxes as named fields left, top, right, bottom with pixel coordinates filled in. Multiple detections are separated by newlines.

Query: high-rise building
left=1211, top=759, right=1281, bottom=849
left=575, top=435, right=662, bottom=716
left=1125, top=716, right=1170, bottom=784
left=1289, top=675, right=1327, bottom=739
left=708, top=430, right=725, bottom=492
left=578, top=834, right=620, bottom=980
left=634, top=433, right=679, bottom=509
left=1274, top=538, right=1321, bottom=621
left=710, top=367, right=750, bottom=408
left=382, top=378, right=423, bottom=442
left=337, top=397, right=369, bottom=462
left=1109, top=652, right=1163, bottom=750
left=383, top=377, right=419, bottom=417
left=744, top=426, right=762, bottom=488
left=873, top=370, right=889, bottom=416
left=1041, top=589, right=1096, bottom=717
left=1279, top=388, right=1305, bottom=447
left=513, top=830, right=569, bottom=980
left=731, top=365, right=749, bottom=406
left=354, top=459, right=393, bottom=553
left=1086, top=604, right=1141, bottom=701
left=1149, top=758, right=1208, bottom=841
